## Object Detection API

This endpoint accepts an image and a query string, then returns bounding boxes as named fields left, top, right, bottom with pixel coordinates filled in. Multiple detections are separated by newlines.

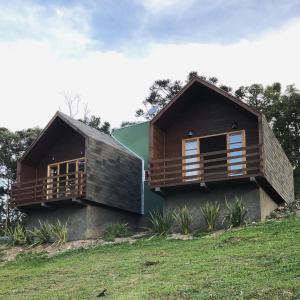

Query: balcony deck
left=149, top=144, right=263, bottom=190
left=11, top=171, right=86, bottom=207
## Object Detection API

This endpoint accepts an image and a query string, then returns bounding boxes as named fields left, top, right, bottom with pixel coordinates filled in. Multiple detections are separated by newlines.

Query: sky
left=1, top=0, right=300, bottom=130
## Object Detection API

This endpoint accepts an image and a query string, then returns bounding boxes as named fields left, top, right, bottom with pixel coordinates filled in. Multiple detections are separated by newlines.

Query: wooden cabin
left=11, top=112, right=143, bottom=240
left=148, top=77, right=294, bottom=224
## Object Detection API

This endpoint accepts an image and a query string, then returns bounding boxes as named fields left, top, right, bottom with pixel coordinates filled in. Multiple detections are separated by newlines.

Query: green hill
left=1, top=217, right=299, bottom=299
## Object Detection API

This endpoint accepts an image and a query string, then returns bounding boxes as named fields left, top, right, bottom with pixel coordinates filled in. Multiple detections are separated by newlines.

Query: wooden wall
left=19, top=126, right=85, bottom=182
left=262, top=115, right=294, bottom=202
left=85, top=137, right=142, bottom=214
left=151, top=87, right=259, bottom=159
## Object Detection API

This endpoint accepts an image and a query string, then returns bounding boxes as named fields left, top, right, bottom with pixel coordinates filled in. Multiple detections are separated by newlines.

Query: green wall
left=112, top=122, right=163, bottom=214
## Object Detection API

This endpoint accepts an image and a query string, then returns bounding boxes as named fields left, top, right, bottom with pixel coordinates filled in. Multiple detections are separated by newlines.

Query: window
left=182, top=139, right=201, bottom=180
left=227, top=131, right=246, bottom=176
left=182, top=130, right=246, bottom=180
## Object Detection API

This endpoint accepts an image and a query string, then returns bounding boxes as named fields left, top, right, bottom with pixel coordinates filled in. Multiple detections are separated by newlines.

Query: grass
left=0, top=217, right=299, bottom=299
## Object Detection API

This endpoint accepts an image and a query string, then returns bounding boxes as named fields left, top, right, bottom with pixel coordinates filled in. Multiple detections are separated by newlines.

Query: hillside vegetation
left=0, top=217, right=299, bottom=299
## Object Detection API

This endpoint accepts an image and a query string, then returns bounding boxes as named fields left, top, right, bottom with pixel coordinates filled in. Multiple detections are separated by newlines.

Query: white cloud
left=1, top=12, right=300, bottom=131
left=138, top=0, right=195, bottom=11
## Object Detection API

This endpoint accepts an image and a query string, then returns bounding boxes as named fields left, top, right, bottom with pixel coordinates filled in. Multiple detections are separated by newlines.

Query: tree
left=78, top=116, right=111, bottom=134
left=0, top=127, right=41, bottom=229
left=136, top=72, right=220, bottom=120
left=120, top=121, right=139, bottom=128
left=60, top=92, right=111, bottom=135
left=237, top=82, right=300, bottom=198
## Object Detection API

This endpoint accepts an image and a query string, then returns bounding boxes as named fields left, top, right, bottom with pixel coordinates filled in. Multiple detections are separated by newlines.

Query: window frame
left=182, top=130, right=246, bottom=180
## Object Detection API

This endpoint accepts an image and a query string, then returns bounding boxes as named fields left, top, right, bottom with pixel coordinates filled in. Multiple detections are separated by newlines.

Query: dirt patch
left=223, top=237, right=242, bottom=244
left=167, top=233, right=193, bottom=240
left=0, top=233, right=148, bottom=262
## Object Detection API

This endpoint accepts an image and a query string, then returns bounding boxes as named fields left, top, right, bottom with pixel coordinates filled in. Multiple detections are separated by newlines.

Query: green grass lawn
left=0, top=217, right=300, bottom=300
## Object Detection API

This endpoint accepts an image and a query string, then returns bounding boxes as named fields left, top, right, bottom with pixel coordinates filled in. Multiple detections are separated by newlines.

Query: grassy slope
left=0, top=217, right=299, bottom=300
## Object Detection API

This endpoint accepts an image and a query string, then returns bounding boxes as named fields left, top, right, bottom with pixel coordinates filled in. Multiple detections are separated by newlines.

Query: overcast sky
left=1, top=0, right=300, bottom=131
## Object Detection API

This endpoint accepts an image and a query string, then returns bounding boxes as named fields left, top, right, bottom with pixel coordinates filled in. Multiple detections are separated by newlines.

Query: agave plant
left=30, top=220, right=53, bottom=245
left=149, top=210, right=175, bottom=236
left=223, top=197, right=248, bottom=228
left=50, top=220, right=68, bottom=246
left=174, top=206, right=193, bottom=235
left=200, top=202, right=220, bottom=232
left=4, top=223, right=32, bottom=246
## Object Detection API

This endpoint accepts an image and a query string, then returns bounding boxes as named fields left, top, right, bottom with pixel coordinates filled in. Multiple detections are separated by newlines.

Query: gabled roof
left=20, top=111, right=132, bottom=163
left=151, top=76, right=261, bottom=125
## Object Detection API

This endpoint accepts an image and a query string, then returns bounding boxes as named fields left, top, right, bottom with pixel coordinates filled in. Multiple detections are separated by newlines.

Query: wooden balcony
left=149, top=144, right=263, bottom=189
left=11, top=171, right=86, bottom=207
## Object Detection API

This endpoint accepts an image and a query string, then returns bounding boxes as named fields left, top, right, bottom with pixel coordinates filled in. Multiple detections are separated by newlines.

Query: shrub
left=30, top=221, right=53, bottom=245
left=149, top=210, right=174, bottom=236
left=50, top=220, right=68, bottom=246
left=4, top=224, right=32, bottom=246
left=174, top=206, right=193, bottom=234
left=223, top=197, right=248, bottom=228
left=200, top=202, right=220, bottom=232
left=103, top=223, right=132, bottom=241
left=31, top=220, right=68, bottom=246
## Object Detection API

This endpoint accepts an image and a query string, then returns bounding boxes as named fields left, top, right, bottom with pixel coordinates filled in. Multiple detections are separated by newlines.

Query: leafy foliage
left=4, top=223, right=32, bottom=246
left=174, top=206, right=193, bottom=234
left=148, top=210, right=175, bottom=236
left=223, top=197, right=248, bottom=228
left=78, top=115, right=111, bottom=134
left=200, top=202, right=220, bottom=232
left=0, top=127, right=41, bottom=228
left=102, top=223, right=132, bottom=241
left=50, top=220, right=68, bottom=246
left=30, top=221, right=54, bottom=245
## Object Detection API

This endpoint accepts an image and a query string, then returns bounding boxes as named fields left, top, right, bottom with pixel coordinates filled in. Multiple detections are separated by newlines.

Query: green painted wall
left=112, top=122, right=163, bottom=214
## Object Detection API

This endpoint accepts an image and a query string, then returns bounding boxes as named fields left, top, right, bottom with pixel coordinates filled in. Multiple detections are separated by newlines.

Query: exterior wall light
left=231, top=122, right=238, bottom=130
left=187, top=130, right=194, bottom=137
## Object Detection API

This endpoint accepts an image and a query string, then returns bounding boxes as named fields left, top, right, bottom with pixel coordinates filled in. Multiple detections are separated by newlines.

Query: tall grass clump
left=30, top=221, right=53, bottom=245
left=149, top=210, right=174, bottom=236
left=200, top=202, right=220, bottom=232
left=31, top=220, right=68, bottom=246
left=223, top=196, right=248, bottom=228
left=174, top=206, right=193, bottom=234
left=4, top=223, right=32, bottom=246
left=51, top=220, right=68, bottom=246
left=102, top=223, right=132, bottom=241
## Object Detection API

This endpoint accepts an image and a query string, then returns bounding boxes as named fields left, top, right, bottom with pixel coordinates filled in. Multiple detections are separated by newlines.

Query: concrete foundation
left=163, top=182, right=278, bottom=229
left=24, top=201, right=146, bottom=241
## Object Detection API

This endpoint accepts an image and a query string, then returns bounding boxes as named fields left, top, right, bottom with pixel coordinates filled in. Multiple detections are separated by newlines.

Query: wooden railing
left=11, top=171, right=86, bottom=207
left=149, top=144, right=263, bottom=188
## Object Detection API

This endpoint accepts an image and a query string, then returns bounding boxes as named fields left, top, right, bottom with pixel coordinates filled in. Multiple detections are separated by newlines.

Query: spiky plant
left=50, top=220, right=68, bottom=246
left=4, top=223, right=32, bottom=246
left=149, top=210, right=175, bottom=236
left=200, top=202, right=220, bottom=232
left=30, top=220, right=53, bottom=245
left=174, top=206, right=193, bottom=235
left=223, top=197, right=248, bottom=228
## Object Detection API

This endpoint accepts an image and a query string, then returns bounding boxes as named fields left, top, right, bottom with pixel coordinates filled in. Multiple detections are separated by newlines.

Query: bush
left=149, top=210, right=174, bottom=236
left=31, top=220, right=68, bottom=246
left=200, top=202, right=220, bottom=232
left=103, top=223, right=132, bottom=241
left=174, top=206, right=193, bottom=234
left=223, top=197, right=248, bottom=228
left=49, top=220, right=68, bottom=246
left=4, top=224, right=32, bottom=246
left=30, top=221, right=53, bottom=245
